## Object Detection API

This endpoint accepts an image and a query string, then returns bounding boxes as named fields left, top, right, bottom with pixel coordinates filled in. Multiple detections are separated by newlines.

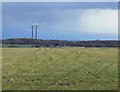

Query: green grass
left=2, top=47, right=118, bottom=90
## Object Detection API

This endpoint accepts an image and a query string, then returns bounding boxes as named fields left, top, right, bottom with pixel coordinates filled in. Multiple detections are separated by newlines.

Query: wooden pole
left=32, top=25, right=34, bottom=48
left=35, top=25, right=38, bottom=40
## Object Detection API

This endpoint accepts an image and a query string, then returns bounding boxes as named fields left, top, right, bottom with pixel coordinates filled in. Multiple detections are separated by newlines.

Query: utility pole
left=35, top=25, right=38, bottom=47
left=32, top=25, right=34, bottom=39
left=31, top=24, right=39, bottom=48
left=32, top=25, right=34, bottom=48
left=35, top=25, right=38, bottom=40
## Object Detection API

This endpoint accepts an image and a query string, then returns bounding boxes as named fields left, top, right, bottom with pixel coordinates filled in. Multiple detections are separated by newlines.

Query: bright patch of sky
left=2, top=2, right=118, bottom=40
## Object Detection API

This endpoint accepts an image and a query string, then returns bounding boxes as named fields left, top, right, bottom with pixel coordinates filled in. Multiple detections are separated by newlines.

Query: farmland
left=2, top=47, right=118, bottom=90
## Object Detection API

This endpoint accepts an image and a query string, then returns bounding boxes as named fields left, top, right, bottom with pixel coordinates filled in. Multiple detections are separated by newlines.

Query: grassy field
left=2, top=47, right=118, bottom=90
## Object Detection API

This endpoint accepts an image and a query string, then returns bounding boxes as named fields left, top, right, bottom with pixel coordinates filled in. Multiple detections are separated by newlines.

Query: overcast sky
left=2, top=0, right=119, bottom=2
left=2, top=2, right=118, bottom=40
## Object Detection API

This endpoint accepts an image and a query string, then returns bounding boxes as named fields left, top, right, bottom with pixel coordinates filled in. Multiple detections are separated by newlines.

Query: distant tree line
left=1, top=38, right=120, bottom=47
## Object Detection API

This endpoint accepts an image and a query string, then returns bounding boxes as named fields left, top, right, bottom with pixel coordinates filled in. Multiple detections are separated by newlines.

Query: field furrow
left=2, top=47, right=118, bottom=90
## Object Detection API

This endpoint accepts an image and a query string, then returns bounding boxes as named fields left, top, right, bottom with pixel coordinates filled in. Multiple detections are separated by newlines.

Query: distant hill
left=1, top=38, right=120, bottom=47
